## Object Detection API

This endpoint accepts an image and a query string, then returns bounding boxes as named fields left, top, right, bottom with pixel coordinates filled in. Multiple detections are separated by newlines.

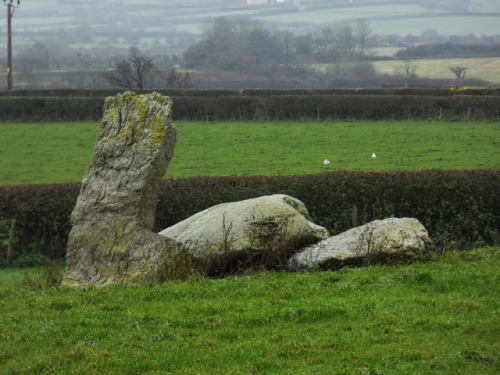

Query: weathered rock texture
left=62, top=92, right=181, bottom=287
left=288, top=217, right=431, bottom=271
left=158, top=194, right=329, bottom=273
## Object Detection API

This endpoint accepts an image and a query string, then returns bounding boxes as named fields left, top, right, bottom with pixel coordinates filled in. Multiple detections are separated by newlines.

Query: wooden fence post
left=7, top=218, right=16, bottom=265
left=352, top=204, right=358, bottom=228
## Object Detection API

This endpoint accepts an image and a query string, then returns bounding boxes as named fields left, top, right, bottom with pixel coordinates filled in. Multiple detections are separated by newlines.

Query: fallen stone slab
left=288, top=217, right=431, bottom=271
left=158, top=194, right=329, bottom=274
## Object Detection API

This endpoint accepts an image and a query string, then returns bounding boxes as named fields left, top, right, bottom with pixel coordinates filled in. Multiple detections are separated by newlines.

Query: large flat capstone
left=158, top=194, right=330, bottom=273
left=62, top=92, right=181, bottom=287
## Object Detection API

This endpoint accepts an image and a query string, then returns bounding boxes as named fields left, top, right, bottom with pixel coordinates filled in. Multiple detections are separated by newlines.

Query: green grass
left=0, top=267, right=40, bottom=292
left=0, top=120, right=499, bottom=186
left=0, top=122, right=100, bottom=185
left=1, top=248, right=498, bottom=374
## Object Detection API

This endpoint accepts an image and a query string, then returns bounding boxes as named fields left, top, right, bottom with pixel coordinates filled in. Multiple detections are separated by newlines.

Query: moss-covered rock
left=62, top=92, right=181, bottom=287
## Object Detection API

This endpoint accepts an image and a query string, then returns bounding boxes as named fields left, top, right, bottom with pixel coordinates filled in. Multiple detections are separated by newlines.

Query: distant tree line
left=8, top=40, right=191, bottom=90
left=184, top=17, right=372, bottom=72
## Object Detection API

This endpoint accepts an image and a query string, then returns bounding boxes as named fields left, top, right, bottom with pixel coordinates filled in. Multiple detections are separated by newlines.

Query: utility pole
left=4, top=0, right=20, bottom=90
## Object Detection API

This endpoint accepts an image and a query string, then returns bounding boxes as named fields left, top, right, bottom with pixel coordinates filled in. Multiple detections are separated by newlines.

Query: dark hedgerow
left=3, top=88, right=499, bottom=98
left=1, top=91, right=500, bottom=122
left=0, top=170, right=498, bottom=265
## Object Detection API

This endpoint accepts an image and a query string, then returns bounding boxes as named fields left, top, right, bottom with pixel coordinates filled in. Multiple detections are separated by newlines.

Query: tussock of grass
left=1, top=248, right=498, bottom=374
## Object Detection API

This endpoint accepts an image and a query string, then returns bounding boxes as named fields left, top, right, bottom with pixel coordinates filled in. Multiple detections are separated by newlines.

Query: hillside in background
left=2, top=0, right=499, bottom=54
left=0, top=0, right=499, bottom=89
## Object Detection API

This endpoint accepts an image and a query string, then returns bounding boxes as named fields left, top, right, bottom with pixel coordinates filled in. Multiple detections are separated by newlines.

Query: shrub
left=12, top=252, right=47, bottom=268
left=22, top=259, right=63, bottom=290
left=0, top=183, right=79, bottom=263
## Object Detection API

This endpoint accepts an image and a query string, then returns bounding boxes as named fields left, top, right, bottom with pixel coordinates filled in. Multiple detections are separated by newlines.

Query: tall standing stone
left=62, top=92, right=180, bottom=287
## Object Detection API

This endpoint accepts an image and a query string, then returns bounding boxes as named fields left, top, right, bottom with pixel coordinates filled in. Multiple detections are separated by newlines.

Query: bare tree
left=334, top=24, right=356, bottom=55
left=394, top=59, right=418, bottom=88
left=354, top=18, right=371, bottom=58
left=166, top=68, right=193, bottom=89
left=274, top=30, right=295, bottom=63
left=449, top=65, right=468, bottom=80
left=101, top=47, right=157, bottom=89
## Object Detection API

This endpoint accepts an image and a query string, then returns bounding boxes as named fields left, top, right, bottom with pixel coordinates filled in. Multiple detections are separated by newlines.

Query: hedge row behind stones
left=1, top=94, right=499, bottom=122
left=1, top=170, right=499, bottom=265
left=2, top=88, right=500, bottom=97
left=0, top=89, right=241, bottom=98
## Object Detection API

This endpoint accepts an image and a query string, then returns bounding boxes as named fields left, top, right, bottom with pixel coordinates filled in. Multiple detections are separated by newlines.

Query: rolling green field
left=0, top=248, right=498, bottom=374
left=1, top=120, right=499, bottom=186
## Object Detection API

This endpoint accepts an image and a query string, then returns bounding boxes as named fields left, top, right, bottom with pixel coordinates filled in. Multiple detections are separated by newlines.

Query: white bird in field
left=372, top=153, right=376, bottom=158
left=323, top=159, right=330, bottom=165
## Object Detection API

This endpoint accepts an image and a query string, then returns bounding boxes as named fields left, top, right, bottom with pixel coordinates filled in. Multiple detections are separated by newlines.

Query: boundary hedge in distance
left=2, top=88, right=500, bottom=97
left=1, top=170, right=498, bottom=265
left=1, top=94, right=499, bottom=122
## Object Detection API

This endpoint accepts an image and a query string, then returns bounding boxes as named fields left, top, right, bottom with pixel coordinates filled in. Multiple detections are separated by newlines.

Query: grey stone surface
left=158, top=194, right=330, bottom=269
left=288, top=217, right=431, bottom=271
left=62, top=92, right=181, bottom=287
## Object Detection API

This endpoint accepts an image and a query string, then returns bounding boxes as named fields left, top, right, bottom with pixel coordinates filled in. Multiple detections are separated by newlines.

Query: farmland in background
left=311, top=57, right=500, bottom=84
left=1, top=0, right=499, bottom=90
left=2, top=0, right=499, bottom=54
left=373, top=57, right=500, bottom=84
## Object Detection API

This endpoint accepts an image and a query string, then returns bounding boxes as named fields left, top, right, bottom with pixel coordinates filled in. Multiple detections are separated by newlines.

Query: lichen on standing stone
left=62, top=92, right=182, bottom=287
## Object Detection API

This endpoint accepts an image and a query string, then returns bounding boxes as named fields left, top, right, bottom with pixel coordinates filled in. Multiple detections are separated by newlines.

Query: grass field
left=373, top=57, right=500, bottom=84
left=368, top=15, right=500, bottom=37
left=256, top=5, right=500, bottom=37
left=0, top=248, right=498, bottom=374
left=0, top=120, right=499, bottom=186
left=469, top=0, right=500, bottom=12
